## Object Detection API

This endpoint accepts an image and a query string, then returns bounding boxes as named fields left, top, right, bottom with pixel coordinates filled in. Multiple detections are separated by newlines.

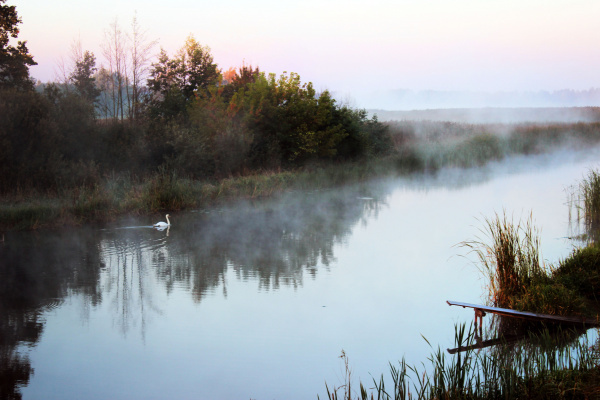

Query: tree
left=221, top=63, right=260, bottom=102
left=175, top=35, right=220, bottom=99
left=102, top=18, right=128, bottom=120
left=70, top=50, right=100, bottom=104
left=229, top=71, right=349, bottom=166
left=0, top=0, right=36, bottom=90
left=147, top=35, right=220, bottom=119
left=128, top=13, right=156, bottom=121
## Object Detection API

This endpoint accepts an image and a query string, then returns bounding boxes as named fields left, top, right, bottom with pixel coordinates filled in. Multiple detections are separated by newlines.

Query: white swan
left=154, top=214, right=171, bottom=228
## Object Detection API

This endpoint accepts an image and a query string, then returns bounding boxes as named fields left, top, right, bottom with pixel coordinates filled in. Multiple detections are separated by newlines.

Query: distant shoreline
left=369, top=106, right=600, bottom=124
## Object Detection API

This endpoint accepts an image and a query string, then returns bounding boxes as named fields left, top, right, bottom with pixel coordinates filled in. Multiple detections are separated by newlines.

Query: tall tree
left=175, top=35, right=220, bottom=99
left=221, top=63, right=260, bottom=102
left=70, top=50, right=100, bottom=104
left=0, top=0, right=36, bottom=90
left=102, top=18, right=128, bottom=120
left=147, top=35, right=220, bottom=118
left=128, top=13, right=156, bottom=121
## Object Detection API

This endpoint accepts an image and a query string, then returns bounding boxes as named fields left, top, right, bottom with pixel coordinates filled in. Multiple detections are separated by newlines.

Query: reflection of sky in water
left=12, top=148, right=600, bottom=399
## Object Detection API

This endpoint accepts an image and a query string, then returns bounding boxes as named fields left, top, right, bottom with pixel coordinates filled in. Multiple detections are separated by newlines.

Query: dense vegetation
left=0, top=4, right=391, bottom=195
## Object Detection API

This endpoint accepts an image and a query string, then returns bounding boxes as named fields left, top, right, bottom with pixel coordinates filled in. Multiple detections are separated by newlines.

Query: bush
left=554, top=245, right=600, bottom=300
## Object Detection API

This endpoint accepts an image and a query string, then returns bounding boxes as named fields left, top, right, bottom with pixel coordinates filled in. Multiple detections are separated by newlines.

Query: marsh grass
left=579, top=169, right=600, bottom=237
left=0, top=200, right=62, bottom=230
left=0, top=158, right=403, bottom=230
left=325, top=325, right=600, bottom=400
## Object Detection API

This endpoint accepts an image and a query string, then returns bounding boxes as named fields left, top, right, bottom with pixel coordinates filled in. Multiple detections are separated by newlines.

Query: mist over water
left=2, top=147, right=600, bottom=399
left=360, top=89, right=600, bottom=113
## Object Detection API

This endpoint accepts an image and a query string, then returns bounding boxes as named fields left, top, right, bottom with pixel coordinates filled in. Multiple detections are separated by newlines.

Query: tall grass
left=460, top=212, right=546, bottom=309
left=579, top=169, right=600, bottom=237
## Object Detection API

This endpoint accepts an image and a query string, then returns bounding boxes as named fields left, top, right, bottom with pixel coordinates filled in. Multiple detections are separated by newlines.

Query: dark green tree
left=0, top=0, right=36, bottom=90
left=221, top=63, right=260, bottom=102
left=147, top=35, right=220, bottom=119
left=70, top=50, right=101, bottom=104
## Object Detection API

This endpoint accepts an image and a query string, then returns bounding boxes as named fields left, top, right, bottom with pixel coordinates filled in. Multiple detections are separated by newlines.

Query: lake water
left=2, top=148, right=599, bottom=399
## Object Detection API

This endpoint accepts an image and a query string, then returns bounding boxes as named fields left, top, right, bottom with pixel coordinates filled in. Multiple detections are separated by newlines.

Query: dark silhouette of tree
left=70, top=50, right=100, bottom=104
left=147, top=35, right=220, bottom=119
left=0, top=0, right=36, bottom=90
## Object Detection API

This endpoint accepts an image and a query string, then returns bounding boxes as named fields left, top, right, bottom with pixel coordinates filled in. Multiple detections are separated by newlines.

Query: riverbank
left=0, top=157, right=403, bottom=231
left=5, top=120, right=600, bottom=231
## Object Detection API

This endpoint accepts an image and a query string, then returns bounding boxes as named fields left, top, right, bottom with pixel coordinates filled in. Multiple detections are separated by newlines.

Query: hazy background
left=14, top=0, right=600, bottom=109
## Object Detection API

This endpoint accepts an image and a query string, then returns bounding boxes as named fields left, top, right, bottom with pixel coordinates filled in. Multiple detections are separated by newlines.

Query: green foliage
left=0, top=0, right=36, bottom=90
left=220, top=63, right=260, bottom=102
left=510, top=279, right=586, bottom=316
left=96, top=121, right=146, bottom=174
left=0, top=88, right=57, bottom=190
left=187, top=90, right=252, bottom=177
left=147, top=35, right=220, bottom=119
left=554, top=245, right=600, bottom=301
left=69, top=50, right=101, bottom=104
left=0, top=200, right=61, bottom=230
left=230, top=71, right=387, bottom=168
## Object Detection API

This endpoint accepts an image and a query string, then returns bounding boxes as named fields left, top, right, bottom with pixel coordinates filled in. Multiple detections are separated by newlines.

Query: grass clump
left=141, top=169, right=198, bottom=212
left=461, top=212, right=547, bottom=310
left=461, top=212, right=595, bottom=317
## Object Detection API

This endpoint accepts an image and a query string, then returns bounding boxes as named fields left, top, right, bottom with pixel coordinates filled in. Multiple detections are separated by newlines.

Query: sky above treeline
left=13, top=0, right=600, bottom=108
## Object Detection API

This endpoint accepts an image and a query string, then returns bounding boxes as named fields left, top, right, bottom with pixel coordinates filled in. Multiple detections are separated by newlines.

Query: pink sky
left=12, top=0, right=600, bottom=107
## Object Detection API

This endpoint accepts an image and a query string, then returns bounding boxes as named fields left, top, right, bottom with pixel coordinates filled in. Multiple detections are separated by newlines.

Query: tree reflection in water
left=0, top=229, right=105, bottom=399
left=0, top=182, right=389, bottom=397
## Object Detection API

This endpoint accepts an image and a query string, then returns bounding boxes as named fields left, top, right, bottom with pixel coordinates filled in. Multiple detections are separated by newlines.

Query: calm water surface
left=2, top=149, right=599, bottom=399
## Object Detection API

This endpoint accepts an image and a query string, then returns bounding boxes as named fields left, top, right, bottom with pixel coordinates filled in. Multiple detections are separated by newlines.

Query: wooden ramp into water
left=447, top=300, right=600, bottom=328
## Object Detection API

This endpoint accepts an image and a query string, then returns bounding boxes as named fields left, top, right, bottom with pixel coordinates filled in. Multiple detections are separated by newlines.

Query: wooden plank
left=447, top=300, right=600, bottom=326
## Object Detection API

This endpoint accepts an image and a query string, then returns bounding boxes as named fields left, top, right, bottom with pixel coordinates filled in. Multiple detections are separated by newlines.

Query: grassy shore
left=0, top=157, right=405, bottom=230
